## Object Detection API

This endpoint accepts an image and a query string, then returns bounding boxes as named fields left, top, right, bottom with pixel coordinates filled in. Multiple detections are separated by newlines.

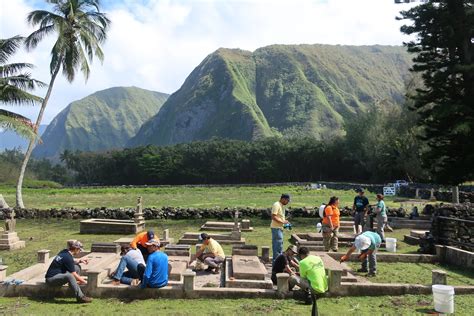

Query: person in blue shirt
left=140, top=239, right=171, bottom=289
left=340, top=231, right=381, bottom=277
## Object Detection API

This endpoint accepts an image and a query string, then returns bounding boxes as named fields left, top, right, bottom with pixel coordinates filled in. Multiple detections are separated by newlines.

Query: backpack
left=318, top=204, right=326, bottom=218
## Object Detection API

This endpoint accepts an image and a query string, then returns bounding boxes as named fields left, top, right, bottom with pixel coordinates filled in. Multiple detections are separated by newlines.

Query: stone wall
left=399, top=186, right=474, bottom=203
left=430, top=203, right=474, bottom=252
left=0, top=205, right=406, bottom=220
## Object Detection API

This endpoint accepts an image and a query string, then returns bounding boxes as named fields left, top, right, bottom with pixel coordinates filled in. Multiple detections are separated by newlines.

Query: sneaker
left=212, top=267, right=220, bottom=274
left=357, top=268, right=368, bottom=273
left=204, top=266, right=213, bottom=272
left=77, top=296, right=92, bottom=303
left=366, top=272, right=377, bottom=277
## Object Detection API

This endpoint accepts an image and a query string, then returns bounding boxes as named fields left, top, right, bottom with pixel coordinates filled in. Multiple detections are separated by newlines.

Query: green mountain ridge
left=33, top=86, right=169, bottom=159
left=128, top=44, right=413, bottom=147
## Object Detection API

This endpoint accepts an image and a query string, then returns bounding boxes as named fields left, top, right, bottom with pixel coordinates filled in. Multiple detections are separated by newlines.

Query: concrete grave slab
left=91, top=243, right=120, bottom=254
left=232, top=255, right=267, bottom=280
left=80, top=219, right=145, bottom=235
left=232, top=245, right=258, bottom=256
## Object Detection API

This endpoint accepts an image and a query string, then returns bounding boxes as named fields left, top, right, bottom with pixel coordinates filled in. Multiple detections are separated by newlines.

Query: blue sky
left=0, top=0, right=417, bottom=124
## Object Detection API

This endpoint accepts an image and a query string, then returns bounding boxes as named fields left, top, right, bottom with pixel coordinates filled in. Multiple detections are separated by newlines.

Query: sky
left=0, top=0, right=418, bottom=124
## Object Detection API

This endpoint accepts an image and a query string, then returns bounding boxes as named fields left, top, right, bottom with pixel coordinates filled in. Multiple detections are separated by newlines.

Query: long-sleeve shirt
left=141, top=251, right=168, bottom=288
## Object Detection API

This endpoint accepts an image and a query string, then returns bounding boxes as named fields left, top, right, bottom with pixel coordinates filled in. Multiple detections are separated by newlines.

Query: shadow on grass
left=28, top=296, right=78, bottom=305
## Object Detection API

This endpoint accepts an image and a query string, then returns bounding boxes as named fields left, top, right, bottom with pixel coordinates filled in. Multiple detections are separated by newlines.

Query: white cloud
left=0, top=0, right=417, bottom=124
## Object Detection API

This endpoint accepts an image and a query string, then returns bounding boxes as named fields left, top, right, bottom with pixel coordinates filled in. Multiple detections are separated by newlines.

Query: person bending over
left=196, top=233, right=225, bottom=274
left=131, top=230, right=156, bottom=261
left=271, top=245, right=300, bottom=290
left=340, top=231, right=381, bottom=277
left=111, top=245, right=146, bottom=286
left=45, top=240, right=92, bottom=303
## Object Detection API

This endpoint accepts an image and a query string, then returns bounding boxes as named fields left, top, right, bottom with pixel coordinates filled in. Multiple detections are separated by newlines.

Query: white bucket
left=432, top=284, right=455, bottom=314
left=385, top=237, right=397, bottom=252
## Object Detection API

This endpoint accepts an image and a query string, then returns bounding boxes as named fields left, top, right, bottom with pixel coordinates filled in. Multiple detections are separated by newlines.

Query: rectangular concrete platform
left=200, top=221, right=253, bottom=232
left=80, top=219, right=145, bottom=234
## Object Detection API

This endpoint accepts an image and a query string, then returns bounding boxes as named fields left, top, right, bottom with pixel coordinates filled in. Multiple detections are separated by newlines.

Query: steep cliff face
left=129, top=44, right=412, bottom=147
left=33, top=86, right=168, bottom=159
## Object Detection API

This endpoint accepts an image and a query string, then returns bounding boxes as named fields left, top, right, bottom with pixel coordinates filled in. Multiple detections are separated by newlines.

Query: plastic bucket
left=432, top=284, right=455, bottom=314
left=385, top=237, right=397, bottom=252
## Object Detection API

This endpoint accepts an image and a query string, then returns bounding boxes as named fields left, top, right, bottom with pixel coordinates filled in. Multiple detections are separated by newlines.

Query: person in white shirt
left=110, top=245, right=146, bottom=285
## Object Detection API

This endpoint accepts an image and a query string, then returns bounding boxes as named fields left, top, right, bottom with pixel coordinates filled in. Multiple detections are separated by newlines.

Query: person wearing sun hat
left=340, top=231, right=381, bottom=277
left=271, top=245, right=300, bottom=289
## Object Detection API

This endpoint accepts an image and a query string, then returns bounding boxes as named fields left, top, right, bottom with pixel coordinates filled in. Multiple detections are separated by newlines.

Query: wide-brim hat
left=354, top=235, right=371, bottom=250
left=288, top=245, right=298, bottom=254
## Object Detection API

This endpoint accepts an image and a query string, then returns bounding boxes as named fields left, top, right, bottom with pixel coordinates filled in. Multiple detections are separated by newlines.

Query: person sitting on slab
left=110, top=245, right=146, bottom=286
left=141, top=239, right=171, bottom=289
left=45, top=240, right=92, bottom=303
left=271, top=245, right=300, bottom=289
left=131, top=230, right=157, bottom=261
left=196, top=233, right=225, bottom=274
left=340, top=231, right=382, bottom=277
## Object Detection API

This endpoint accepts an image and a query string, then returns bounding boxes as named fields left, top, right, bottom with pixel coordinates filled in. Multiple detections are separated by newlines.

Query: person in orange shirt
left=321, top=196, right=340, bottom=252
left=130, top=230, right=157, bottom=261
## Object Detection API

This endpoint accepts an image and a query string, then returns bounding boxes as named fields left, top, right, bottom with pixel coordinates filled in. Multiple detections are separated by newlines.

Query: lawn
left=0, top=294, right=473, bottom=315
left=0, top=185, right=402, bottom=209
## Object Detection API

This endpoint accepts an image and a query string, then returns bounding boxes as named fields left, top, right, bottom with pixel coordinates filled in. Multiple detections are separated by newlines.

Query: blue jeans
left=272, top=228, right=283, bottom=263
left=114, top=255, right=141, bottom=285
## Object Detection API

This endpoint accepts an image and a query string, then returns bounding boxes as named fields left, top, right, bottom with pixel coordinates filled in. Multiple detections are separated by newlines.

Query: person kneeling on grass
left=110, top=245, right=146, bottom=286
left=340, top=231, right=381, bottom=277
left=131, top=230, right=156, bottom=262
left=45, top=240, right=92, bottom=303
left=271, top=245, right=300, bottom=290
left=141, top=239, right=171, bottom=289
left=196, top=233, right=225, bottom=274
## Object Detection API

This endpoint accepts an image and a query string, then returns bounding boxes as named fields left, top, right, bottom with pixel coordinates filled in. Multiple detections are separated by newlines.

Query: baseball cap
left=281, top=193, right=291, bottom=201
left=354, top=235, right=371, bottom=250
left=145, top=239, right=160, bottom=247
left=199, top=233, right=210, bottom=241
left=147, top=230, right=155, bottom=240
left=67, top=240, right=84, bottom=251
left=287, top=245, right=298, bottom=254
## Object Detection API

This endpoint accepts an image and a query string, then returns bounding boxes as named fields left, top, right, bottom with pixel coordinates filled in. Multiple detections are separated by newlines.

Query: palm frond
left=24, top=24, right=57, bottom=51
left=0, top=36, right=23, bottom=64
left=0, top=63, right=34, bottom=77
left=2, top=75, right=47, bottom=91
left=0, top=109, right=36, bottom=139
left=0, top=84, right=43, bottom=105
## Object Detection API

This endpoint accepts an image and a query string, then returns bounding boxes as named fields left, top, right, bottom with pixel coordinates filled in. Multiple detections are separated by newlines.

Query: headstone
left=415, top=188, right=420, bottom=199
left=452, top=186, right=459, bottom=204
left=232, top=255, right=267, bottom=280
left=0, top=209, right=25, bottom=250
left=134, top=196, right=145, bottom=224
left=91, top=242, right=120, bottom=254
left=162, top=229, right=170, bottom=240
left=183, top=270, right=195, bottom=292
left=276, top=273, right=289, bottom=294
left=241, top=219, right=251, bottom=230
left=233, top=210, right=240, bottom=231
left=165, top=244, right=191, bottom=257
left=432, top=269, right=447, bottom=285
left=430, top=189, right=436, bottom=201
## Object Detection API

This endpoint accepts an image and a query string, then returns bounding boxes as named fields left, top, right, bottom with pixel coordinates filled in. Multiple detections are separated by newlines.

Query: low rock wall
left=0, top=205, right=408, bottom=220
left=399, top=186, right=474, bottom=203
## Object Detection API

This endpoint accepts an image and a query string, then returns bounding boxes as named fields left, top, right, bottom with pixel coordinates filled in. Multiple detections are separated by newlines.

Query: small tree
left=16, top=0, right=110, bottom=208
left=398, top=1, right=474, bottom=188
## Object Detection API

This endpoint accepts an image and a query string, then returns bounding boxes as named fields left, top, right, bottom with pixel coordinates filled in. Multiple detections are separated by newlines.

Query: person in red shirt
left=321, top=196, right=340, bottom=252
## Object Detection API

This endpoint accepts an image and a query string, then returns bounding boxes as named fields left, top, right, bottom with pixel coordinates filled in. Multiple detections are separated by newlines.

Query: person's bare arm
left=72, top=271, right=87, bottom=284
left=340, top=245, right=356, bottom=262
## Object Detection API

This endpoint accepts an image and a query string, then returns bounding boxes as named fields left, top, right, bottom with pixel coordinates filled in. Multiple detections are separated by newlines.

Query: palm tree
left=0, top=36, right=45, bottom=139
left=16, top=0, right=110, bottom=208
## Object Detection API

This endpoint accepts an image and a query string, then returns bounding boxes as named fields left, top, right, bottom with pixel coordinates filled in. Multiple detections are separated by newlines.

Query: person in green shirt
left=296, top=247, right=328, bottom=316
left=297, top=247, right=328, bottom=294
left=374, top=194, right=387, bottom=241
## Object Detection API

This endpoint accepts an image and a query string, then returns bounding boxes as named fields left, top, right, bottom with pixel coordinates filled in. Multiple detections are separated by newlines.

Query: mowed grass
left=0, top=294, right=473, bottom=315
left=0, top=185, right=402, bottom=209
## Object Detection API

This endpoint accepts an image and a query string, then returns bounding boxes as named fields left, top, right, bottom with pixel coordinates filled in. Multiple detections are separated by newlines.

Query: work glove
left=340, top=255, right=348, bottom=263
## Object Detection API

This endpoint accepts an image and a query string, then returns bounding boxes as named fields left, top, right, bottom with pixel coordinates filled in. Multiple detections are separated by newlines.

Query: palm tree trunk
left=16, top=65, right=61, bottom=208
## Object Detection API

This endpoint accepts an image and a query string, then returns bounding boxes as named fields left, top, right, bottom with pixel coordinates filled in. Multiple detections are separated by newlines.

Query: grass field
left=0, top=185, right=404, bottom=209
left=0, top=294, right=473, bottom=315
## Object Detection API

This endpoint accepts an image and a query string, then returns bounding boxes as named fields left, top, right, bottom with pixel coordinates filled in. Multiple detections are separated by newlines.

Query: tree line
left=61, top=104, right=428, bottom=185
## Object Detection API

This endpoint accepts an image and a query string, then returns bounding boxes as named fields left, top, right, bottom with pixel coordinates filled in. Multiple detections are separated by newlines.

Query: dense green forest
left=59, top=102, right=426, bottom=185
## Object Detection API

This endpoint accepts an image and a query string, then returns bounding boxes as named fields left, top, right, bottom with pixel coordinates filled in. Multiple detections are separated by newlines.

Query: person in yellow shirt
left=270, top=193, right=291, bottom=263
left=196, top=233, right=225, bottom=274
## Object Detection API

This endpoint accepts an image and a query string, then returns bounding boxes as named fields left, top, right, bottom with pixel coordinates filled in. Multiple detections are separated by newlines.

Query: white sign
left=383, top=186, right=396, bottom=196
